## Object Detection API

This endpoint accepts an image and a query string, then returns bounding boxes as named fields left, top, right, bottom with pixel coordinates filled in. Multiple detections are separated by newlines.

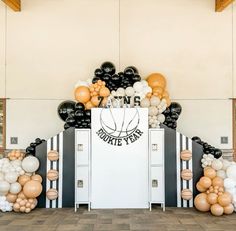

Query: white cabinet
left=149, top=129, right=165, bottom=211
left=75, top=129, right=91, bottom=212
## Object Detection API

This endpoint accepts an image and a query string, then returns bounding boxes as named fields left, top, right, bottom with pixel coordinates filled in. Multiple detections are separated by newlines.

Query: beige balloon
left=47, top=150, right=59, bottom=161
left=47, top=170, right=59, bottom=181
left=46, top=188, right=58, bottom=200
left=180, top=150, right=192, bottom=161
left=181, top=169, right=193, bottom=180
left=181, top=189, right=192, bottom=200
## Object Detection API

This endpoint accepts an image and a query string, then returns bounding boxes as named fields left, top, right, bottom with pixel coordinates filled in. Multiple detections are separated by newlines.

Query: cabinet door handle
left=152, top=144, right=158, bottom=151
left=78, top=144, right=83, bottom=151
left=77, top=180, right=83, bottom=188
left=152, top=179, right=158, bottom=188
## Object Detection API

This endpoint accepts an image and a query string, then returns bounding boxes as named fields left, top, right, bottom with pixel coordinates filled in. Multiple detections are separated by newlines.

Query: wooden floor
left=0, top=206, right=236, bottom=231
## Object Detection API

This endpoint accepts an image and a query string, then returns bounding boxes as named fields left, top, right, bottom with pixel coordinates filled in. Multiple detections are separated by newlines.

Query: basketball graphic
left=100, top=108, right=140, bottom=138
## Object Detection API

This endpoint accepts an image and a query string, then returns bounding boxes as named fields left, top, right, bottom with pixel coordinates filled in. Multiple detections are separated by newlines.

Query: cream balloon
left=150, top=96, right=160, bottom=107
left=22, top=156, right=39, bottom=173
left=0, top=181, right=10, bottom=196
left=125, top=87, right=135, bottom=96
left=4, top=171, right=18, bottom=183
left=10, top=182, right=22, bottom=194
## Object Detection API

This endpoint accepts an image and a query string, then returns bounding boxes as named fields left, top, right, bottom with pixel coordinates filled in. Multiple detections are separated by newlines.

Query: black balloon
left=165, top=116, right=172, bottom=123
left=124, top=67, right=134, bottom=78
left=64, top=123, right=70, bottom=130
left=66, top=116, right=76, bottom=127
left=75, top=102, right=85, bottom=111
left=101, top=62, right=116, bottom=75
left=94, top=68, right=104, bottom=78
left=213, top=149, right=222, bottom=159
left=85, top=110, right=91, bottom=117
left=171, top=112, right=179, bottom=120
left=57, top=100, right=75, bottom=122
left=75, top=110, right=84, bottom=119
left=30, top=142, right=37, bottom=148
left=125, top=66, right=139, bottom=74
left=132, top=74, right=141, bottom=83
left=170, top=102, right=182, bottom=115
left=92, top=76, right=100, bottom=84
left=103, top=73, right=111, bottom=82
left=192, top=136, right=202, bottom=143
left=111, top=74, right=120, bottom=83
left=26, top=146, right=35, bottom=154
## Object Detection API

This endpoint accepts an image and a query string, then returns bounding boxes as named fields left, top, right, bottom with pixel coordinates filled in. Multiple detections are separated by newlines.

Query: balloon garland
left=25, top=138, right=46, bottom=156
left=0, top=152, right=42, bottom=213
left=57, top=61, right=184, bottom=130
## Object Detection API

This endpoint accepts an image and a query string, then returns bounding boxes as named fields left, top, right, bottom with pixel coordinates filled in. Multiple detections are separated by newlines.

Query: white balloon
left=216, top=169, right=226, bottom=179
left=125, top=87, right=135, bottom=96
left=116, top=88, right=125, bottom=96
left=133, top=82, right=143, bottom=92
left=157, top=114, right=165, bottom=123
left=9, top=182, right=21, bottom=194
left=4, top=172, right=18, bottom=183
left=22, top=156, right=40, bottom=173
left=222, top=159, right=231, bottom=171
left=226, top=165, right=236, bottom=181
left=0, top=172, right=4, bottom=181
left=141, top=80, right=148, bottom=87
left=211, top=159, right=223, bottom=171
left=0, top=181, right=10, bottom=196
left=224, top=178, right=236, bottom=189
left=150, top=96, right=160, bottom=107
left=148, top=106, right=158, bottom=116
left=140, top=98, right=150, bottom=108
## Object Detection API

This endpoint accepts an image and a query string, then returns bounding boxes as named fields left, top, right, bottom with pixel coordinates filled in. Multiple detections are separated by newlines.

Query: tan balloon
left=223, top=204, right=234, bottom=215
left=85, top=101, right=94, bottom=110
left=180, top=150, right=192, bottom=161
left=146, top=73, right=167, bottom=89
left=20, top=206, right=26, bottom=213
left=74, top=86, right=91, bottom=103
left=25, top=208, right=31, bottom=213
left=23, top=180, right=42, bottom=198
left=99, top=87, right=110, bottom=97
left=196, top=182, right=206, bottom=192
left=18, top=191, right=27, bottom=199
left=204, top=167, right=216, bottom=179
left=194, top=193, right=210, bottom=212
left=47, top=150, right=59, bottom=161
left=181, top=169, right=193, bottom=180
left=47, top=169, right=59, bottom=181
left=218, top=193, right=232, bottom=207
left=181, top=189, right=192, bottom=200
left=46, top=188, right=58, bottom=200
left=211, top=203, right=224, bottom=216
left=6, top=193, right=17, bottom=203
left=212, top=176, right=224, bottom=187
left=18, top=175, right=31, bottom=186
left=207, top=193, right=218, bottom=205
left=91, top=96, right=100, bottom=107
left=31, top=174, right=43, bottom=183
left=199, top=176, right=212, bottom=189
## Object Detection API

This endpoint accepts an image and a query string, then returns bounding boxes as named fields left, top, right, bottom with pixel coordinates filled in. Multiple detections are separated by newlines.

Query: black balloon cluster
left=163, top=102, right=182, bottom=130
left=26, top=138, right=45, bottom=156
left=192, top=136, right=222, bottom=159
left=93, top=61, right=141, bottom=91
left=57, top=101, right=91, bottom=129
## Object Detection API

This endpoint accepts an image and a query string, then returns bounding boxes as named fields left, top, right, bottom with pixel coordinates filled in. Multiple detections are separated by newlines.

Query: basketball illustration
left=100, top=108, right=140, bottom=138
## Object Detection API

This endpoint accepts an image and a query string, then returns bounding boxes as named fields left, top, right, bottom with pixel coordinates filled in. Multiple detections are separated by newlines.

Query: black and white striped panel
left=46, top=132, right=64, bottom=208
left=176, top=132, right=193, bottom=208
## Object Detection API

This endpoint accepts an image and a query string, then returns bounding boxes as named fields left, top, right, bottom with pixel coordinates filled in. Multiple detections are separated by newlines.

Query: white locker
left=75, top=129, right=91, bottom=212
left=149, top=129, right=165, bottom=211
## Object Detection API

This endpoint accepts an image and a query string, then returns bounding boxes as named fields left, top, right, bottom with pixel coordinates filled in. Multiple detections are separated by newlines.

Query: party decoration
left=146, top=73, right=166, bottom=89
left=23, top=180, right=42, bottom=198
left=57, top=101, right=75, bottom=122
left=18, top=175, right=31, bottom=186
left=25, top=138, right=45, bottom=156
left=47, top=170, right=59, bottom=181
left=22, top=156, right=40, bottom=173
left=210, top=203, right=224, bottom=216
left=7, top=150, right=24, bottom=161
left=181, top=169, right=193, bottom=180
left=194, top=193, right=211, bottom=212
left=180, top=150, right=192, bottom=161
left=181, top=189, right=192, bottom=200
left=0, top=196, right=13, bottom=212
left=46, top=188, right=58, bottom=200
left=47, top=150, right=59, bottom=161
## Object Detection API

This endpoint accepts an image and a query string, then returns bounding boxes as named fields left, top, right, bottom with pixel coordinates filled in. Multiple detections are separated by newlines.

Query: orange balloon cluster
left=7, top=150, right=25, bottom=161
left=194, top=167, right=234, bottom=216
left=74, top=80, right=110, bottom=109
left=146, top=73, right=171, bottom=106
left=7, top=174, right=42, bottom=213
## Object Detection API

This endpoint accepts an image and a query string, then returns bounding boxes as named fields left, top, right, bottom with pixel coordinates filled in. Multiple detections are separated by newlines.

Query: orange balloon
left=207, top=193, right=218, bottom=205
left=211, top=203, right=224, bottom=216
left=196, top=182, right=206, bottom=192
left=212, top=176, right=224, bottom=187
left=6, top=193, right=17, bottom=203
left=223, top=204, right=234, bottom=214
left=204, top=167, right=216, bottom=179
left=74, top=86, right=91, bottom=103
left=99, top=87, right=110, bottom=97
left=18, top=175, right=31, bottom=186
left=18, top=191, right=27, bottom=199
left=91, top=96, right=101, bottom=107
left=85, top=101, right=94, bottom=110
left=218, top=193, right=232, bottom=207
left=152, top=87, right=164, bottom=95
left=163, top=91, right=169, bottom=98
left=146, top=73, right=167, bottom=89
left=194, top=193, right=210, bottom=212
left=31, top=174, right=43, bottom=183
left=199, top=176, right=212, bottom=189
left=23, top=180, right=42, bottom=198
